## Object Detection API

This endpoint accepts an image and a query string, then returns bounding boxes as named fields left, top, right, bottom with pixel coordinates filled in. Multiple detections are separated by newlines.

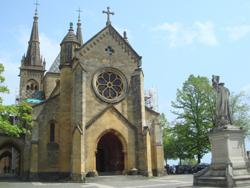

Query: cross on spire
left=102, top=7, right=114, bottom=26
left=33, top=0, right=40, bottom=11
left=76, top=7, right=83, bottom=19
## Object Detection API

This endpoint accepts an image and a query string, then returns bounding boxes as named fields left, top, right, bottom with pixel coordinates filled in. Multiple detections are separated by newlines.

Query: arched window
left=50, top=123, right=55, bottom=142
left=26, top=85, right=30, bottom=90
left=34, top=86, right=38, bottom=90
left=31, top=84, right=34, bottom=90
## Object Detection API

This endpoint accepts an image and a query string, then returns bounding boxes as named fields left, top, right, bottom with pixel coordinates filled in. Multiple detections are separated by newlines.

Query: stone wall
left=41, top=73, right=60, bottom=99
left=30, top=95, right=60, bottom=180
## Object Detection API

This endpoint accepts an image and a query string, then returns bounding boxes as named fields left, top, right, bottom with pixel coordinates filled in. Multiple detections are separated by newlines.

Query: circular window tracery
left=96, top=72, right=123, bottom=99
left=92, top=67, right=128, bottom=103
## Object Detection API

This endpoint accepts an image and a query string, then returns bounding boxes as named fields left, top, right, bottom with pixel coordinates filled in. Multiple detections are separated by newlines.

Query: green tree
left=230, top=91, right=250, bottom=140
left=160, top=113, right=177, bottom=164
left=179, top=157, right=197, bottom=166
left=171, top=74, right=216, bottom=163
left=161, top=114, right=192, bottom=165
left=0, top=63, right=33, bottom=137
left=172, top=121, right=194, bottom=165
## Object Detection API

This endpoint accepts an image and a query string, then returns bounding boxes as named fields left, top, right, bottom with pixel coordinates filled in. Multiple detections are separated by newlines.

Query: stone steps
left=196, top=174, right=250, bottom=187
left=196, top=176, right=226, bottom=187
left=233, top=175, right=250, bottom=187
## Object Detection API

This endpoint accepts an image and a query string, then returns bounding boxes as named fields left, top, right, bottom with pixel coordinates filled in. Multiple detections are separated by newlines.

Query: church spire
left=24, top=9, right=42, bottom=66
left=76, top=8, right=83, bottom=46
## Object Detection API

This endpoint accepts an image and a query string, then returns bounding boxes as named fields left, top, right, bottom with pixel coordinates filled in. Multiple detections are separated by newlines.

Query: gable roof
left=85, top=104, right=136, bottom=130
left=76, top=24, right=142, bottom=67
left=48, top=53, right=60, bottom=74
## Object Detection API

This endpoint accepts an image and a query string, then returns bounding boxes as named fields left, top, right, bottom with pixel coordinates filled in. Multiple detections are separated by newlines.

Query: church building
left=0, top=7, right=166, bottom=181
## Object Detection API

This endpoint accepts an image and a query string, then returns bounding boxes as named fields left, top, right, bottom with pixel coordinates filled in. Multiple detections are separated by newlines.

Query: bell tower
left=19, top=9, right=46, bottom=102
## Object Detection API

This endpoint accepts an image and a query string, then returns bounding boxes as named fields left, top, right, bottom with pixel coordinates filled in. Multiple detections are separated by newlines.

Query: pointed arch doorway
left=95, top=129, right=127, bottom=175
left=0, top=141, right=22, bottom=177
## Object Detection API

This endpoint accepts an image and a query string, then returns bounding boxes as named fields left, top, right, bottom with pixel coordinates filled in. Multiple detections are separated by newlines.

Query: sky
left=1, top=0, right=250, bottom=165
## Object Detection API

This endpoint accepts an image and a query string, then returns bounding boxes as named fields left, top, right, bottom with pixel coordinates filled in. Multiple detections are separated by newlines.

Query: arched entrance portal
left=0, top=142, right=21, bottom=176
left=96, top=130, right=125, bottom=175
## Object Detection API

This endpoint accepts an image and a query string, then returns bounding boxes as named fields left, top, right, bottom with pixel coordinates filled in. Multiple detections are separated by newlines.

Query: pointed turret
left=76, top=15, right=83, bottom=46
left=24, top=9, right=43, bottom=66
left=60, top=22, right=80, bottom=68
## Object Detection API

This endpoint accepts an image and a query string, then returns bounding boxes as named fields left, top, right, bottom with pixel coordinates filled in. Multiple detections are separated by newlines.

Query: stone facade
left=0, top=9, right=166, bottom=181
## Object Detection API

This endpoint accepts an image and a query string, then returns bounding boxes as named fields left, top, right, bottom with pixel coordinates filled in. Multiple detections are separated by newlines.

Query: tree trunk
left=197, top=154, right=201, bottom=163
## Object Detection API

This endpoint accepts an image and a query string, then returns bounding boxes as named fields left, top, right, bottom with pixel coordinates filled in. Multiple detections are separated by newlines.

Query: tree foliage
left=171, top=121, right=195, bottom=165
left=230, top=91, right=250, bottom=140
left=171, top=75, right=216, bottom=163
left=170, top=74, right=250, bottom=163
left=161, top=114, right=192, bottom=165
left=0, top=63, right=33, bottom=137
left=160, top=113, right=177, bottom=163
left=180, top=157, right=197, bottom=166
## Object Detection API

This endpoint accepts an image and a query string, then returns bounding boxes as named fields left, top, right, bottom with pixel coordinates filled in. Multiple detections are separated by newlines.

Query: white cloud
left=225, top=25, right=250, bottom=41
left=194, top=21, right=219, bottom=46
left=150, top=21, right=218, bottom=48
left=14, top=26, right=60, bottom=71
left=242, top=84, right=250, bottom=92
left=151, top=22, right=181, bottom=33
left=16, top=26, right=30, bottom=52
left=150, top=22, right=197, bottom=48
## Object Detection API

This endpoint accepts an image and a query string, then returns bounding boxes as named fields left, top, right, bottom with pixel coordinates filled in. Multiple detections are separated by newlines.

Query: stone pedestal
left=193, top=125, right=250, bottom=187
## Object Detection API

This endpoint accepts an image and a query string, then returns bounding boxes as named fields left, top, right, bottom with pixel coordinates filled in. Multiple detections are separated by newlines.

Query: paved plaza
left=0, top=173, right=193, bottom=188
left=1, top=173, right=250, bottom=188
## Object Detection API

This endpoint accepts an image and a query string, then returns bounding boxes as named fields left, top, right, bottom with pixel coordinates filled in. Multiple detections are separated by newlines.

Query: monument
left=193, top=75, right=250, bottom=187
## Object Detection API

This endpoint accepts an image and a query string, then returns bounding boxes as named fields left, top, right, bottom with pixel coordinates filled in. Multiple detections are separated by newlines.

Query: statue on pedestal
left=212, top=75, right=234, bottom=126
left=193, top=76, right=250, bottom=187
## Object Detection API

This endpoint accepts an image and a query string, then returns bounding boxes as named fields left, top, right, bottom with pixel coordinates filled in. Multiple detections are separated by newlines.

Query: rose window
left=92, top=67, right=127, bottom=103
left=96, top=72, right=123, bottom=99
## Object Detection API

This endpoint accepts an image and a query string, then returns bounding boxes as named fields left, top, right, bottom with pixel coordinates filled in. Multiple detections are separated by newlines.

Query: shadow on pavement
left=0, top=173, right=22, bottom=182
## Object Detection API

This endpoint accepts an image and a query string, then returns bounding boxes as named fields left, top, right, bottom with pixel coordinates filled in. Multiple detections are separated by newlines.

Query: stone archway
left=0, top=141, right=22, bottom=176
left=95, top=129, right=127, bottom=175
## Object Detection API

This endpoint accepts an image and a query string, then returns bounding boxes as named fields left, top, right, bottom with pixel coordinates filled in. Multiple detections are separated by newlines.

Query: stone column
left=29, top=120, right=39, bottom=180
left=131, top=68, right=152, bottom=177
left=29, top=142, right=39, bottom=180
left=152, top=121, right=166, bottom=176
left=71, top=62, right=87, bottom=181
left=23, top=121, right=37, bottom=181
left=58, top=65, right=72, bottom=179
